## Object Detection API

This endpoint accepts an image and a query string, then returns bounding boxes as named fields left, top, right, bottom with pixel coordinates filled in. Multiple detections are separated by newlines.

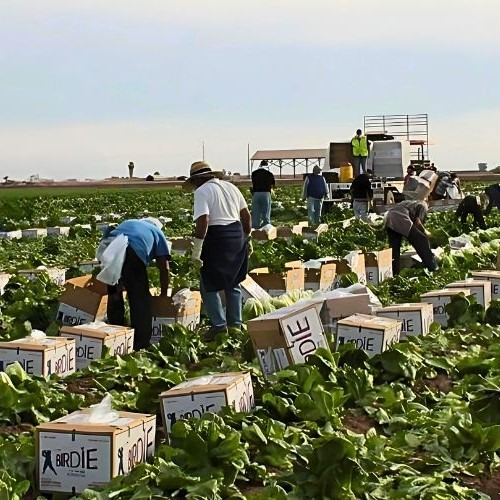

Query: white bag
left=96, top=234, right=129, bottom=285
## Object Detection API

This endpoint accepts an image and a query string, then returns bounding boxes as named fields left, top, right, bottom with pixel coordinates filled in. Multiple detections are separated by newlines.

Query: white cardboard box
left=0, top=230, right=22, bottom=239
left=420, top=288, right=471, bottom=327
left=59, top=324, right=134, bottom=370
left=36, top=410, right=156, bottom=494
left=336, top=314, right=402, bottom=357
left=19, top=268, right=66, bottom=286
left=446, top=279, right=492, bottom=309
left=47, top=226, right=70, bottom=237
left=374, top=303, right=434, bottom=339
left=151, top=290, right=201, bottom=344
left=469, top=270, right=500, bottom=301
left=0, top=273, right=11, bottom=295
left=160, top=372, right=254, bottom=434
left=239, top=275, right=272, bottom=302
left=0, top=336, right=76, bottom=377
left=22, top=228, right=48, bottom=238
left=364, top=249, right=393, bottom=285
left=247, top=303, right=329, bottom=378
left=56, top=276, right=108, bottom=326
left=316, top=291, right=373, bottom=334
left=332, top=251, right=366, bottom=287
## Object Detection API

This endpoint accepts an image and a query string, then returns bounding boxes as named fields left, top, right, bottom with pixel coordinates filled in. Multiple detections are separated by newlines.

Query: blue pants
left=307, top=197, right=323, bottom=225
left=251, top=192, right=271, bottom=229
left=200, top=279, right=243, bottom=331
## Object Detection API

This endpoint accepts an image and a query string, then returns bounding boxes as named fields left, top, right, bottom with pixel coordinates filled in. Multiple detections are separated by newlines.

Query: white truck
left=322, top=138, right=410, bottom=207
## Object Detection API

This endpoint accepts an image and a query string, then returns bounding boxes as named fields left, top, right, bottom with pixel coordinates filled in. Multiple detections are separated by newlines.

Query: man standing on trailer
left=185, top=161, right=252, bottom=339
left=351, top=129, right=370, bottom=176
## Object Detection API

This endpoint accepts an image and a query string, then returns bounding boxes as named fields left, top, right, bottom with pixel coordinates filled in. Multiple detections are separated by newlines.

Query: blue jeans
left=353, top=156, right=367, bottom=176
left=307, top=197, right=323, bottom=225
left=200, top=279, right=243, bottom=330
left=251, top=192, right=271, bottom=229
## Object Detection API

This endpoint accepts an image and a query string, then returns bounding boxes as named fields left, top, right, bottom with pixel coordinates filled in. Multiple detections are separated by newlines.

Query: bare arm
left=194, top=215, right=209, bottom=240
left=240, top=207, right=251, bottom=236
left=156, top=256, right=170, bottom=296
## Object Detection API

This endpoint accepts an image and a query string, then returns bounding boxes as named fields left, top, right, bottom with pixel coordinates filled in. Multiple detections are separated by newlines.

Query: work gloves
left=191, top=238, right=204, bottom=268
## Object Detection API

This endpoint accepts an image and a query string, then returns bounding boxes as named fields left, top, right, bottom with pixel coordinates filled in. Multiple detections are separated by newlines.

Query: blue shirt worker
left=302, top=166, right=329, bottom=226
left=100, top=218, right=170, bottom=350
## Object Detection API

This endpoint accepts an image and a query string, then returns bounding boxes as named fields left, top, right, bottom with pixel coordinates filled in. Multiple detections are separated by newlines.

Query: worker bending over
left=384, top=200, right=438, bottom=275
left=456, top=196, right=486, bottom=230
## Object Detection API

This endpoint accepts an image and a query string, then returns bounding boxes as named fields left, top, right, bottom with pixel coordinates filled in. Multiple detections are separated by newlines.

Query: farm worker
left=456, top=196, right=486, bottom=230
left=96, top=217, right=170, bottom=350
left=184, top=161, right=252, bottom=339
left=350, top=172, right=373, bottom=221
left=251, top=160, right=276, bottom=228
left=384, top=200, right=438, bottom=275
left=351, top=129, right=370, bottom=176
left=450, top=172, right=462, bottom=196
left=484, top=184, right=500, bottom=215
left=404, top=166, right=416, bottom=185
left=302, top=166, right=329, bottom=226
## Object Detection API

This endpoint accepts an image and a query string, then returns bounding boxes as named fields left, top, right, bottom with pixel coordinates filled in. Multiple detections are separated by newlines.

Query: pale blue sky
left=1, top=0, right=499, bottom=180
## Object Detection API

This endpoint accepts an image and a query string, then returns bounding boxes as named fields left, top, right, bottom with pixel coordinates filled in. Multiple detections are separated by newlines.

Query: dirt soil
left=65, top=376, right=97, bottom=395
left=460, top=469, right=500, bottom=499
left=0, top=423, right=34, bottom=435
left=343, top=411, right=378, bottom=435
left=424, top=373, right=453, bottom=393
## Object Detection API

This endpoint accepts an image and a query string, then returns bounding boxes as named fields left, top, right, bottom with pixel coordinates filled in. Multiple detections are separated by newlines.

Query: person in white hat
left=184, top=161, right=252, bottom=338
left=97, top=217, right=170, bottom=350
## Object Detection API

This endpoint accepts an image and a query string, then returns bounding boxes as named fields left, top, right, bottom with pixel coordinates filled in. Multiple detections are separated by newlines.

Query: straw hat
left=182, top=161, right=224, bottom=190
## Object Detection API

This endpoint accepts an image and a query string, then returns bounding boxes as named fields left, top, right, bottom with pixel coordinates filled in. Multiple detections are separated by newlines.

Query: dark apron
left=200, top=221, right=248, bottom=292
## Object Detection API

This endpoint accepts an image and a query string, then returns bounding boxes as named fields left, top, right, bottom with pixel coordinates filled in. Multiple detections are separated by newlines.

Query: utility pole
left=202, top=141, right=205, bottom=161
left=247, top=143, right=250, bottom=177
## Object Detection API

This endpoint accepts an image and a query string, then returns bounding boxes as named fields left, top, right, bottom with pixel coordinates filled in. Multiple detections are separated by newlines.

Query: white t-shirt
left=194, top=179, right=248, bottom=226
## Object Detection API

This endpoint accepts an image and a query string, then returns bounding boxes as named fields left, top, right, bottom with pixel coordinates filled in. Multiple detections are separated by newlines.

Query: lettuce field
left=1, top=184, right=500, bottom=499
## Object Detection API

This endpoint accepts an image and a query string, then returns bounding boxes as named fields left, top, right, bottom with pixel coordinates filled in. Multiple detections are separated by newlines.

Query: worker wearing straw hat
left=184, top=161, right=252, bottom=339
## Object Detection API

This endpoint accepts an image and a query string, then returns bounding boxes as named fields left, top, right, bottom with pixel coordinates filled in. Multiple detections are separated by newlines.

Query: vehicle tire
left=384, top=190, right=395, bottom=204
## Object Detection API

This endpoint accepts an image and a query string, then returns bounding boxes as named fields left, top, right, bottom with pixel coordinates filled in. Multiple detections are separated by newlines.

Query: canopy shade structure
left=250, top=149, right=327, bottom=177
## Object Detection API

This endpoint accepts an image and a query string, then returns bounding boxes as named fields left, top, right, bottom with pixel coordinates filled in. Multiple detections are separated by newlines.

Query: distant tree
left=128, top=161, right=135, bottom=178
left=478, top=163, right=488, bottom=171
left=154, top=171, right=160, bottom=176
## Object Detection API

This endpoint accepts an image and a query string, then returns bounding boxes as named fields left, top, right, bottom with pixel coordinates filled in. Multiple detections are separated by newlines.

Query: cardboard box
left=364, top=249, right=393, bottom=285
left=22, top=228, right=47, bottom=238
left=275, top=222, right=307, bottom=239
left=19, top=267, right=66, bottom=286
left=151, top=290, right=201, bottom=344
left=446, top=279, right=492, bottom=309
left=420, top=288, right=471, bottom=327
left=332, top=251, right=366, bottom=286
left=239, top=275, right=272, bottom=302
left=79, top=260, right=101, bottom=274
left=251, top=226, right=277, bottom=241
left=249, top=267, right=305, bottom=297
left=469, top=270, right=500, bottom=301
left=247, top=303, right=329, bottom=377
left=59, top=324, right=134, bottom=370
left=336, top=314, right=401, bottom=357
left=301, top=259, right=337, bottom=292
left=0, top=273, right=11, bottom=295
left=316, top=291, right=373, bottom=334
left=169, top=237, right=193, bottom=255
left=374, top=303, right=433, bottom=339
left=36, top=410, right=156, bottom=494
left=0, top=230, right=22, bottom=239
left=60, top=215, right=76, bottom=224
left=47, top=226, right=70, bottom=237
left=160, top=372, right=254, bottom=434
left=0, top=336, right=76, bottom=377
left=56, top=275, right=108, bottom=326
left=302, top=224, right=329, bottom=241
